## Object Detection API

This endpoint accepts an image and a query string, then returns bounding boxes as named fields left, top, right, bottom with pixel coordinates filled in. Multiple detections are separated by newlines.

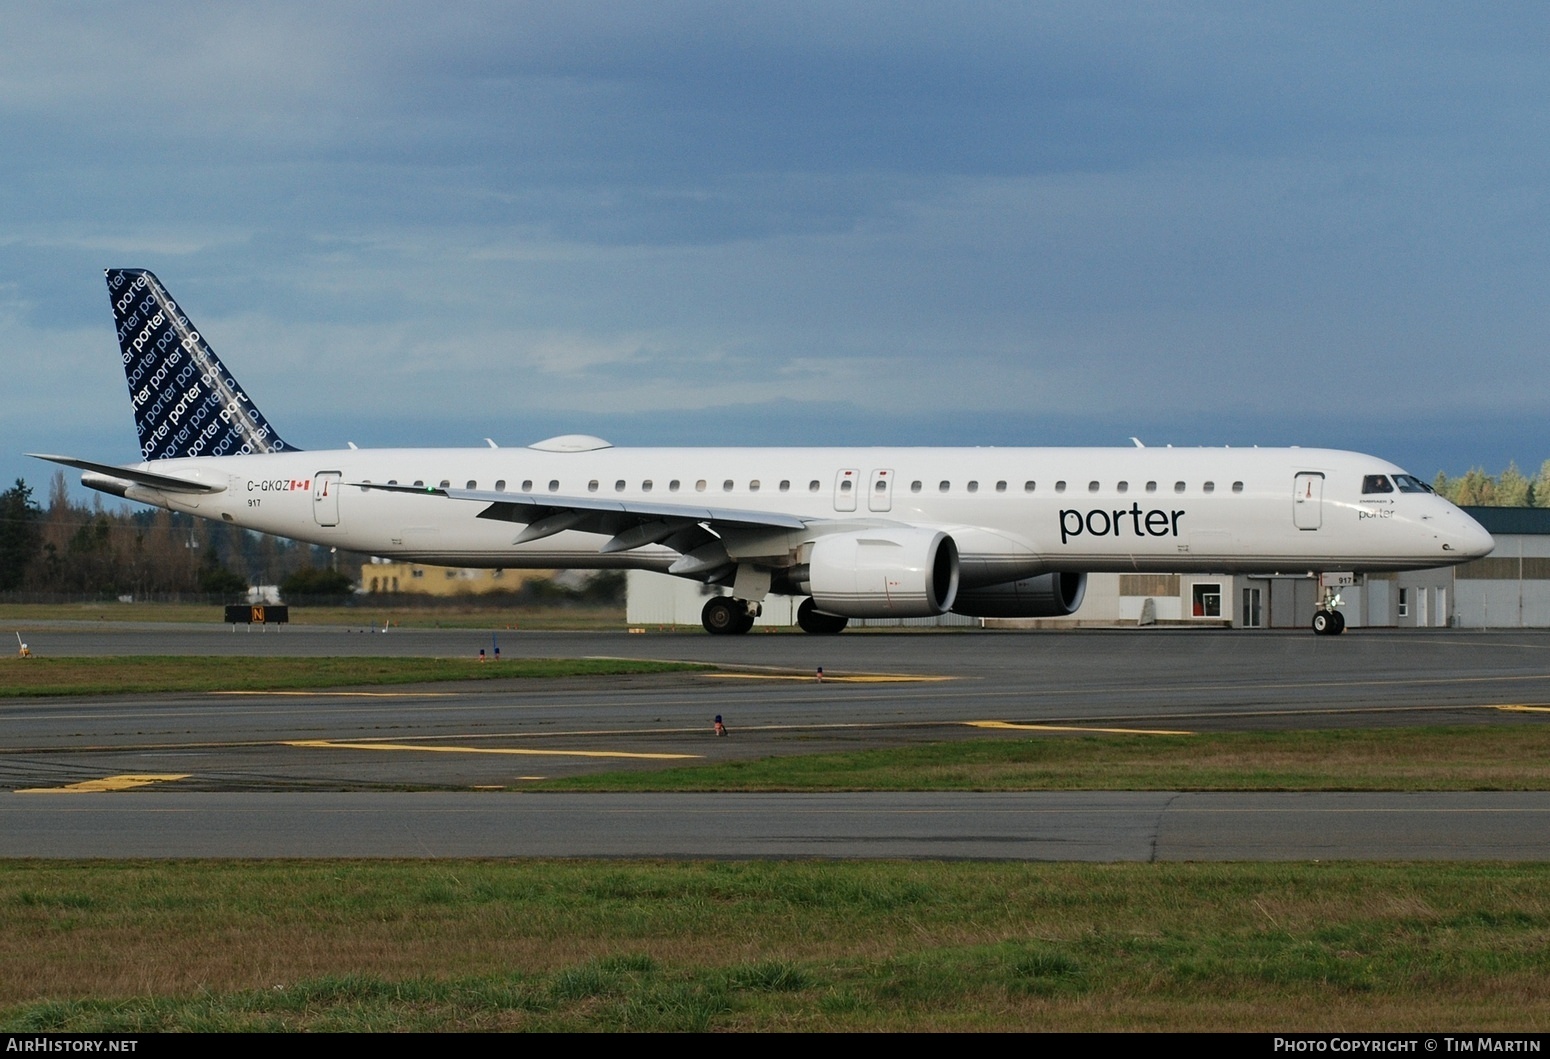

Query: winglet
left=106, top=268, right=298, bottom=460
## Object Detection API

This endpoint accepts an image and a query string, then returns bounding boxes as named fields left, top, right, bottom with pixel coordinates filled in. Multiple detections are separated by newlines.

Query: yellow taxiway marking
left=1492, top=704, right=1550, bottom=714
left=216, top=691, right=457, bottom=698
left=967, top=720, right=1196, bottom=736
left=16, top=774, right=190, bottom=794
left=285, top=740, right=699, bottom=760
left=706, top=673, right=953, bottom=683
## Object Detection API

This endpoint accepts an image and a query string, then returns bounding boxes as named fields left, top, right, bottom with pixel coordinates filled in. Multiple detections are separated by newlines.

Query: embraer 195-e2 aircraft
left=32, top=268, right=1494, bottom=635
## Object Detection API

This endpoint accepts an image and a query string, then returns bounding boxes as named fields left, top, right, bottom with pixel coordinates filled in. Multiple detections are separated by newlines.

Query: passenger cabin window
left=1024, top=481, right=1035, bottom=492
left=413, top=480, right=424, bottom=487
left=809, top=480, right=821, bottom=492
left=1055, top=481, right=1066, bottom=493
left=669, top=480, right=680, bottom=492
left=439, top=480, right=451, bottom=489
left=522, top=480, right=533, bottom=491
left=1174, top=481, right=1186, bottom=493
left=750, top=480, right=761, bottom=492
left=1363, top=474, right=1396, bottom=494
left=642, top=480, right=653, bottom=492
left=724, top=480, right=734, bottom=492
left=588, top=480, right=599, bottom=492
left=996, top=481, right=1007, bottom=492
left=495, top=480, right=506, bottom=491
left=779, top=480, right=790, bottom=492
left=1231, top=481, right=1243, bottom=493
left=466, top=480, right=477, bottom=489
left=696, top=480, right=707, bottom=492
left=615, top=480, right=626, bottom=492
left=1146, top=481, right=1157, bottom=493
left=875, top=481, right=887, bottom=493
left=840, top=480, right=852, bottom=493
left=967, top=481, right=978, bottom=493
left=1117, top=481, right=1129, bottom=493
left=939, top=481, right=951, bottom=493
left=1203, top=481, right=1215, bottom=493
left=1088, top=481, right=1099, bottom=493
left=548, top=480, right=559, bottom=492
left=911, top=481, right=922, bottom=493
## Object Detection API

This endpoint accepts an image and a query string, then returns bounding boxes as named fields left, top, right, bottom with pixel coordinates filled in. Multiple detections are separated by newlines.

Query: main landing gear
left=700, top=596, right=851, bottom=635
left=701, top=596, right=757, bottom=635
left=796, top=597, right=849, bottom=635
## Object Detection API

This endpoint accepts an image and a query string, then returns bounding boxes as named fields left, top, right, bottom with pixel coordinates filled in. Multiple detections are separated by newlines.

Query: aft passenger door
left=1293, top=472, right=1323, bottom=531
left=313, top=471, right=342, bottom=527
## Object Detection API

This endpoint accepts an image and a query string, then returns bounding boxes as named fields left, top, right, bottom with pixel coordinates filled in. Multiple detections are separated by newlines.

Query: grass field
left=536, top=724, right=1550, bottom=792
left=3, top=860, right=1548, bottom=1031
left=0, top=656, right=708, bottom=697
left=0, top=601, right=626, bottom=630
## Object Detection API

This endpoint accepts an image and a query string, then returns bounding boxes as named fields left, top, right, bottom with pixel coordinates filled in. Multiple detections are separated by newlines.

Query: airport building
left=625, top=507, right=1550, bottom=630
left=359, top=560, right=550, bottom=596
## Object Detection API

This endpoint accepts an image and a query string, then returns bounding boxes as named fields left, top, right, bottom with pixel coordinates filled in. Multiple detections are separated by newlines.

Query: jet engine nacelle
left=951, top=571, right=1087, bottom=618
left=800, top=528, right=960, bottom=618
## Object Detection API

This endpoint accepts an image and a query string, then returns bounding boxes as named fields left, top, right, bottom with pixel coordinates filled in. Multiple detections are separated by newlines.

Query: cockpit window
left=1362, top=474, right=1395, bottom=494
left=1393, top=474, right=1432, bottom=493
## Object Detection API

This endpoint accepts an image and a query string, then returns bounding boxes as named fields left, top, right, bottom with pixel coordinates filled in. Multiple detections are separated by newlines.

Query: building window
left=1398, top=588, right=1409, bottom=618
left=1192, top=583, right=1222, bottom=618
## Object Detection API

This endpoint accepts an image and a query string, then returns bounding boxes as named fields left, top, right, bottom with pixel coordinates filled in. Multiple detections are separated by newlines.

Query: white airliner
left=32, top=268, right=1494, bottom=635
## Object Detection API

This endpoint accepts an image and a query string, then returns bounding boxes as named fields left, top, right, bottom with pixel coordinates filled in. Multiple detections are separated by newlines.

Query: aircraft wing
left=355, top=482, right=814, bottom=575
left=27, top=454, right=226, bottom=494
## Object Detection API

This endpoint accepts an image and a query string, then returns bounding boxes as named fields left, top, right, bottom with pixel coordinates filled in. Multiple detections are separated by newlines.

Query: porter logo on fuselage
left=1059, top=504, right=1185, bottom=545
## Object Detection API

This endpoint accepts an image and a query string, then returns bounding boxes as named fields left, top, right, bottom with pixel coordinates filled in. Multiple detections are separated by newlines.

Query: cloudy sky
left=3, top=2, right=1547, bottom=493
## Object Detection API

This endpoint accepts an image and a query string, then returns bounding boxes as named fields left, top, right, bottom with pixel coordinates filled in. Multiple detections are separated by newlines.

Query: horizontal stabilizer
left=27, top=454, right=226, bottom=494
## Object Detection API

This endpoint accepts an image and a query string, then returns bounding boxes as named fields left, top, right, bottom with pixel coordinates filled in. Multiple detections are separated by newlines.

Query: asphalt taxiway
left=5, top=625, right=1550, bottom=858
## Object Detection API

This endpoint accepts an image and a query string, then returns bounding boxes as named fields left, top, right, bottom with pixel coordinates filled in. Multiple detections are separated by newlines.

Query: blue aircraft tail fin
left=106, top=268, right=298, bottom=460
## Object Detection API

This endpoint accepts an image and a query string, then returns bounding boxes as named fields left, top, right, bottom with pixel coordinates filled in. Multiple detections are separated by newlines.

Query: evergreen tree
left=0, top=480, right=43, bottom=590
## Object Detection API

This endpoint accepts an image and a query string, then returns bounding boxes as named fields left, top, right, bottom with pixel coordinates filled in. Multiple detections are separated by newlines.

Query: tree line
left=0, top=474, right=358, bottom=599
left=1431, top=461, right=1550, bottom=508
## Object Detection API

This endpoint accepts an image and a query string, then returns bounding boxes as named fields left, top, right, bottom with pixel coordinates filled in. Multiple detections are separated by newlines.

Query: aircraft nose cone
left=1453, top=513, right=1495, bottom=560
